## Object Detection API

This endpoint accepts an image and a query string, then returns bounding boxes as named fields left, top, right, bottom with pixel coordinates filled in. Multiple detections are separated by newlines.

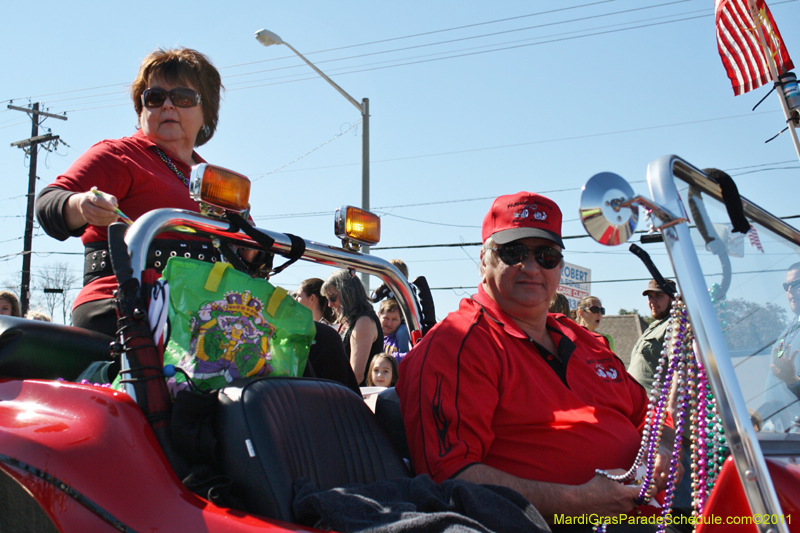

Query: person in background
left=294, top=278, right=336, bottom=325
left=397, top=192, right=677, bottom=531
left=322, top=269, right=383, bottom=385
left=379, top=298, right=410, bottom=360
left=370, top=258, right=437, bottom=336
left=291, top=278, right=359, bottom=394
left=370, top=258, right=409, bottom=303
left=0, top=291, right=21, bottom=317
left=548, top=291, right=570, bottom=316
left=389, top=258, right=409, bottom=279
left=627, top=278, right=690, bottom=514
left=575, top=295, right=615, bottom=352
left=25, top=309, right=52, bottom=322
left=36, top=48, right=232, bottom=338
left=366, top=352, right=399, bottom=388
left=765, top=262, right=800, bottom=420
left=628, top=280, right=676, bottom=394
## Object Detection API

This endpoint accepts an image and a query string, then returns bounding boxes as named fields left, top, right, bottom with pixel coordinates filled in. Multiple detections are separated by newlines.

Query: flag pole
left=749, top=2, right=800, bottom=162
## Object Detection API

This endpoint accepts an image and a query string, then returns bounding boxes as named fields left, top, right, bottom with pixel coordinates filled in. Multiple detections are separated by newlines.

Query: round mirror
left=579, top=172, right=638, bottom=246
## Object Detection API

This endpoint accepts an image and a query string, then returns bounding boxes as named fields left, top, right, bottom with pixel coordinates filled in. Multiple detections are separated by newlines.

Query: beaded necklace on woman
left=152, top=145, right=190, bottom=188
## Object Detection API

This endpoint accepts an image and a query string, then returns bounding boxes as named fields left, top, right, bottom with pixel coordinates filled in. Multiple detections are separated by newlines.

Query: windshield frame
left=647, top=155, right=791, bottom=531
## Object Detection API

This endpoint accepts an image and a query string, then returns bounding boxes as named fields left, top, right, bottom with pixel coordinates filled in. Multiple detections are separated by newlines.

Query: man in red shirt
left=396, top=192, right=676, bottom=529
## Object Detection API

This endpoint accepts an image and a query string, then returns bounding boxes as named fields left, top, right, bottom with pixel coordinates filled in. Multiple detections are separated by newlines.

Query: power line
left=1, top=1, right=709, bottom=107
left=236, top=0, right=625, bottom=63
left=254, top=155, right=793, bottom=223
left=372, top=214, right=800, bottom=250
left=6, top=0, right=797, bottom=110
left=224, top=1, right=694, bottom=82
left=249, top=110, right=781, bottom=179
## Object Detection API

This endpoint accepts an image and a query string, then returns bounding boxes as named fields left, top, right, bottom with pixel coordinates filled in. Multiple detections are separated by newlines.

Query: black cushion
left=375, top=387, right=412, bottom=466
left=0, top=315, right=113, bottom=381
left=216, top=377, right=410, bottom=522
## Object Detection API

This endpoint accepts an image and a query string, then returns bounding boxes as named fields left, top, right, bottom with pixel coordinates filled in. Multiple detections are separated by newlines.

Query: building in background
left=595, top=314, right=647, bottom=365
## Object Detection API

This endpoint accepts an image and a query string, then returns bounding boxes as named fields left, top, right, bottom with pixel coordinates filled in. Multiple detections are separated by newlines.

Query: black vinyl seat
left=215, top=377, right=411, bottom=522
left=0, top=315, right=113, bottom=381
left=374, top=387, right=412, bottom=467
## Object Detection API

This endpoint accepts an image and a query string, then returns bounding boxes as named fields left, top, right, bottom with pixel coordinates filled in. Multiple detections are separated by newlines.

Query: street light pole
left=361, top=97, right=369, bottom=214
left=255, top=29, right=371, bottom=290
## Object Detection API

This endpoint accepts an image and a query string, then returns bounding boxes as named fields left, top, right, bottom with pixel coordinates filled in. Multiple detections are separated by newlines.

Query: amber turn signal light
left=190, top=163, right=251, bottom=213
left=334, top=206, right=381, bottom=247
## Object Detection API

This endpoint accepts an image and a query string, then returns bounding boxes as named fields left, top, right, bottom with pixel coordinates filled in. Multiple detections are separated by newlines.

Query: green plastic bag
left=162, top=257, right=315, bottom=391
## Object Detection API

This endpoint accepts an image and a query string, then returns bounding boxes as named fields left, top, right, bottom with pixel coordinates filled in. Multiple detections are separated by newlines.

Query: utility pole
left=9, top=103, right=67, bottom=316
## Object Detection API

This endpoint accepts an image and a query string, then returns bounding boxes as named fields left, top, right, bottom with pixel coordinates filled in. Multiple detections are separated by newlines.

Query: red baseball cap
left=482, top=192, right=564, bottom=248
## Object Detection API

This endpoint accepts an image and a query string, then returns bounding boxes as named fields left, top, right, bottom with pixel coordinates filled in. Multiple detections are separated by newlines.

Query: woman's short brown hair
left=131, top=47, right=223, bottom=147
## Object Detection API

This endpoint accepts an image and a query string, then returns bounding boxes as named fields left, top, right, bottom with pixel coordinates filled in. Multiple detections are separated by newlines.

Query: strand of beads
left=593, top=297, right=688, bottom=533
left=654, top=298, right=694, bottom=533
left=690, top=361, right=710, bottom=517
left=636, top=307, right=681, bottom=506
left=689, top=359, right=726, bottom=519
left=152, top=146, right=190, bottom=187
left=708, top=282, right=731, bottom=335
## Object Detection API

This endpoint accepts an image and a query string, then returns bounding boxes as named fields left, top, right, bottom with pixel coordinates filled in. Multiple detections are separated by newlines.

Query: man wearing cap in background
left=627, top=278, right=694, bottom=517
left=628, top=279, right=676, bottom=395
left=397, top=192, right=677, bottom=530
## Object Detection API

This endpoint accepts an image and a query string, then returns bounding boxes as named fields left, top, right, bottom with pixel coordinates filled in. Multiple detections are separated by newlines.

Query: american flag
left=715, top=0, right=794, bottom=96
left=748, top=225, right=765, bottom=253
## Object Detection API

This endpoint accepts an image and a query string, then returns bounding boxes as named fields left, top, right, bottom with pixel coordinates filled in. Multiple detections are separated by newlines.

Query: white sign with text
left=558, top=262, right=591, bottom=310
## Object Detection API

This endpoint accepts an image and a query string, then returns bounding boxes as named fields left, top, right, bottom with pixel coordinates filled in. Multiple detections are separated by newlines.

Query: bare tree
left=33, top=263, right=77, bottom=324
left=2, top=277, right=20, bottom=293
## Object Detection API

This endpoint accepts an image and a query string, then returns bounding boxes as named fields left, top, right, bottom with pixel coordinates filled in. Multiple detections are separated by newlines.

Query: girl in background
left=366, top=352, right=399, bottom=388
left=0, top=291, right=21, bottom=317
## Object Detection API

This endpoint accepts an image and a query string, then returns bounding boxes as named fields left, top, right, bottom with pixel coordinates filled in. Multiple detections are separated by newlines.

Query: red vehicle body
left=1, top=378, right=320, bottom=532
left=4, top=157, right=800, bottom=532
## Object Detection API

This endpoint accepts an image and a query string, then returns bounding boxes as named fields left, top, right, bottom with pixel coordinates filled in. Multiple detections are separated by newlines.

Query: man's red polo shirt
left=396, top=286, right=649, bottom=485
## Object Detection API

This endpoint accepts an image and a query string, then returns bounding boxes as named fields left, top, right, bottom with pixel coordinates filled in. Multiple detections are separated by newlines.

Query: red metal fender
left=697, top=455, right=800, bottom=533
left=0, top=378, right=323, bottom=532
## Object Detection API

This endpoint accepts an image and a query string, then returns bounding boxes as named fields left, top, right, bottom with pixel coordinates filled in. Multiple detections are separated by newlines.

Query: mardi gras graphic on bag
left=162, top=257, right=315, bottom=392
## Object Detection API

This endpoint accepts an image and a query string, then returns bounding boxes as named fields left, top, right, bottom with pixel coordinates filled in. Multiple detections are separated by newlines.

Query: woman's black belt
left=84, top=239, right=220, bottom=286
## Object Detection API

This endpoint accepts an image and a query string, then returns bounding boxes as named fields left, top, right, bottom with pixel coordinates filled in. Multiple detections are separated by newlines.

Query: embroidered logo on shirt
left=595, top=364, right=618, bottom=380
left=587, top=357, right=622, bottom=383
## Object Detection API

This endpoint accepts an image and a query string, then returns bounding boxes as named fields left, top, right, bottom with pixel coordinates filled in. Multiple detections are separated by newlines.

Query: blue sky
left=1, top=0, right=799, bottom=323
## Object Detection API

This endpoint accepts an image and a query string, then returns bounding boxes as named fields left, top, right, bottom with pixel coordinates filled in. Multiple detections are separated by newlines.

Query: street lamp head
left=255, top=29, right=284, bottom=47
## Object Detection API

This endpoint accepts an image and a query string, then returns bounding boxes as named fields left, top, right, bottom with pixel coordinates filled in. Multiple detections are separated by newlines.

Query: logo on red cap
left=482, top=192, right=564, bottom=248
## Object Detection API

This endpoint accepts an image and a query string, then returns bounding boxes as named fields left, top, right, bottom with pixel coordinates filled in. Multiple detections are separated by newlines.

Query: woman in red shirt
left=36, top=48, right=223, bottom=337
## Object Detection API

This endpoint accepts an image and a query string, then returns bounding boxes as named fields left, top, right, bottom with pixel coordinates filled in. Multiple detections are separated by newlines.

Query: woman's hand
left=65, top=189, right=122, bottom=229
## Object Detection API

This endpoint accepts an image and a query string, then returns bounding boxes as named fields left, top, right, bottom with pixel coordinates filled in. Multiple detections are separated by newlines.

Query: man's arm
left=456, top=463, right=641, bottom=519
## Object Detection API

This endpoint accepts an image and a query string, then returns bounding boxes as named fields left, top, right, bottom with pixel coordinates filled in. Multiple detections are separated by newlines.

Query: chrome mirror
left=580, top=172, right=639, bottom=246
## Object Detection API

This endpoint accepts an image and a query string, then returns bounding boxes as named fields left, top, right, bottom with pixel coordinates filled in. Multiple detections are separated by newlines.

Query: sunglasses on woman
left=489, top=243, right=563, bottom=270
left=582, top=306, right=605, bottom=315
left=141, top=87, right=202, bottom=108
